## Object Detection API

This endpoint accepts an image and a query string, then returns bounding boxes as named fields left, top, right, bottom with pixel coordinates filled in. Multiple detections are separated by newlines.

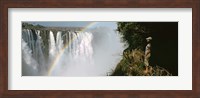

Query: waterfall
left=22, top=29, right=47, bottom=75
left=49, top=31, right=57, bottom=60
left=35, top=30, right=46, bottom=73
left=22, top=38, right=39, bottom=76
left=56, top=31, right=63, bottom=52
left=22, top=28, right=125, bottom=76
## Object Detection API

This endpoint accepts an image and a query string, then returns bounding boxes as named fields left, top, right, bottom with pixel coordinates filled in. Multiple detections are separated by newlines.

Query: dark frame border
left=0, top=0, right=199, bottom=98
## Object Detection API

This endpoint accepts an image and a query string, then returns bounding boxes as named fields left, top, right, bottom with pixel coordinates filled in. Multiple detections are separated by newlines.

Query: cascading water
left=49, top=31, right=57, bottom=60
left=22, top=29, right=46, bottom=75
left=22, top=27, right=125, bottom=76
left=56, top=31, right=63, bottom=52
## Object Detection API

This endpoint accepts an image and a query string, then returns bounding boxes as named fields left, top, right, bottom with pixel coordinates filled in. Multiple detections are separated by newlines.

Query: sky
left=26, top=22, right=117, bottom=30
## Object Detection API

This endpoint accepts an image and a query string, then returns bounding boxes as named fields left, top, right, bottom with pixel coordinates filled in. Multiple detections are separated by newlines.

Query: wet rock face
left=38, top=30, right=50, bottom=59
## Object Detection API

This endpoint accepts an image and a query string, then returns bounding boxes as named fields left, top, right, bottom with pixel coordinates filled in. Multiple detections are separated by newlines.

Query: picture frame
left=0, top=0, right=199, bottom=98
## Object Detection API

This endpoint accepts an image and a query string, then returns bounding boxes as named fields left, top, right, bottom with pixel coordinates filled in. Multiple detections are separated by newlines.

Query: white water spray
left=22, top=27, right=125, bottom=76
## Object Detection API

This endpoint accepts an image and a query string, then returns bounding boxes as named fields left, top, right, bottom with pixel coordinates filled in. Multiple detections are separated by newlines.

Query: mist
left=50, top=27, right=125, bottom=76
left=22, top=27, right=125, bottom=76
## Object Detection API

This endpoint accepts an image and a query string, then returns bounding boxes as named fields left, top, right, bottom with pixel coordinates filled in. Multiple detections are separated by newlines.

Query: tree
left=22, top=23, right=45, bottom=29
left=117, top=22, right=147, bottom=51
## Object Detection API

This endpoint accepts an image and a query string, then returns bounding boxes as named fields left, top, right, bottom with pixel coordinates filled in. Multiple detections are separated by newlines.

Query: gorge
left=22, top=26, right=125, bottom=76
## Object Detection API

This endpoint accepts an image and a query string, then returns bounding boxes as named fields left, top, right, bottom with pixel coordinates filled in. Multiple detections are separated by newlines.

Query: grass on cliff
left=111, top=49, right=172, bottom=76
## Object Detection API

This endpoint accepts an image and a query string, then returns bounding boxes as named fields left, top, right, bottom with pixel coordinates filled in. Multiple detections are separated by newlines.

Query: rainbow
left=47, top=22, right=97, bottom=76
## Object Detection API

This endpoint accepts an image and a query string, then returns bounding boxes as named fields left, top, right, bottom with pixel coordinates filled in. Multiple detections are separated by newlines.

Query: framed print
left=9, top=9, right=191, bottom=90
left=0, top=0, right=200, bottom=98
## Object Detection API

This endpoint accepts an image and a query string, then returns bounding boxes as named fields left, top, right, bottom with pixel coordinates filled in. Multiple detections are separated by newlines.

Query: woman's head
left=146, top=37, right=152, bottom=42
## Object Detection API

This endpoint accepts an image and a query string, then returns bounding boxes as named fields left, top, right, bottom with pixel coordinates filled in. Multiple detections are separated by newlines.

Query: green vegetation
left=111, top=22, right=172, bottom=76
left=111, top=49, right=145, bottom=76
left=22, top=23, right=45, bottom=29
left=117, top=22, right=147, bottom=50
left=111, top=49, right=172, bottom=76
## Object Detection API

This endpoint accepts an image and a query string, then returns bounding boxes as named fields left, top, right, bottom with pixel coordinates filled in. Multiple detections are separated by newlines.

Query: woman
left=144, top=37, right=152, bottom=74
